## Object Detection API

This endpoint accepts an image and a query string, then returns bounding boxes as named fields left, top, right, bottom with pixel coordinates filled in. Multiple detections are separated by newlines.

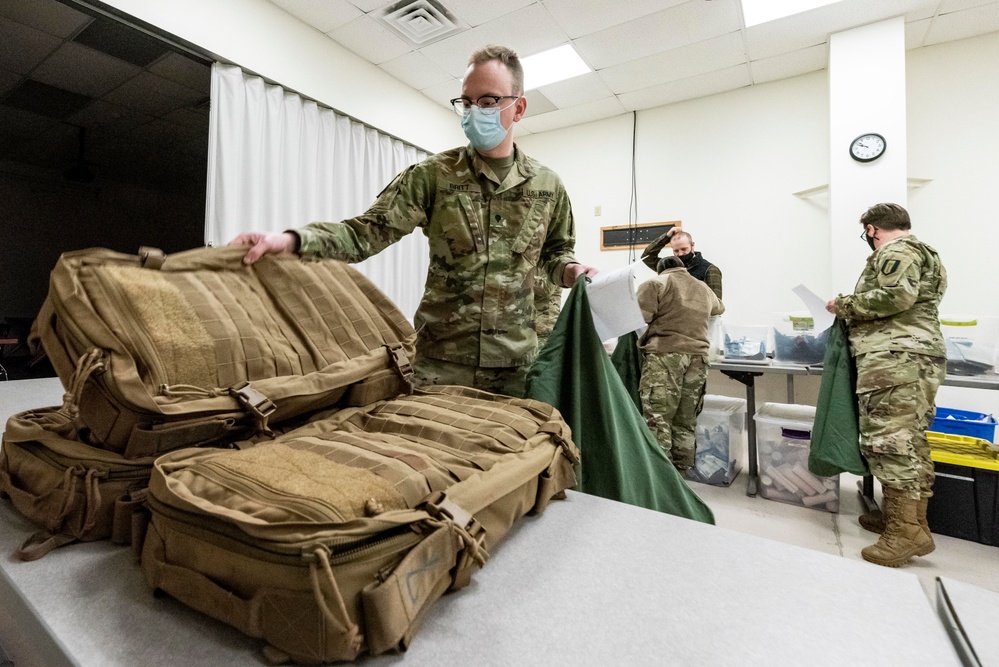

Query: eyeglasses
left=449, top=95, right=519, bottom=116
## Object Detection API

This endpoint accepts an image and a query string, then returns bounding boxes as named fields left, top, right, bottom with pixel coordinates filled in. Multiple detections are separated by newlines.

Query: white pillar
left=828, top=18, right=907, bottom=295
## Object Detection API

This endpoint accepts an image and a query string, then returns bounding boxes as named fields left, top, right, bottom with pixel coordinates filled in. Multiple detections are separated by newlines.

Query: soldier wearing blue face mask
left=233, top=45, right=598, bottom=399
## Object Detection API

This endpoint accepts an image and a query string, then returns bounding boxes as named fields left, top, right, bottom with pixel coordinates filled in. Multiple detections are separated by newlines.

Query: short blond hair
left=468, top=45, right=524, bottom=95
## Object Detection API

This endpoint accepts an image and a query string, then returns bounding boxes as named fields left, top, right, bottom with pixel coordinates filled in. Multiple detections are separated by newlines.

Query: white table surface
left=937, top=576, right=999, bottom=665
left=0, top=377, right=963, bottom=666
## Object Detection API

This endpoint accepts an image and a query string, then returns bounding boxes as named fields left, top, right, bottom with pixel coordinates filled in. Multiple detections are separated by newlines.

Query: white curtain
left=205, top=63, right=430, bottom=320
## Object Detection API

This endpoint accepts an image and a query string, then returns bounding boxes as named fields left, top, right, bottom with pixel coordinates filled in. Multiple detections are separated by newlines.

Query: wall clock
left=850, top=133, right=886, bottom=162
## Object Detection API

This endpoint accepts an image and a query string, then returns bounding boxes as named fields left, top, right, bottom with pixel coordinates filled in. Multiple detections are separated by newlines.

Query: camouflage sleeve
left=705, top=265, right=723, bottom=300
left=295, top=164, right=432, bottom=262
left=640, top=230, right=671, bottom=272
left=540, top=183, right=579, bottom=287
left=835, top=247, right=921, bottom=321
left=636, top=279, right=662, bottom=324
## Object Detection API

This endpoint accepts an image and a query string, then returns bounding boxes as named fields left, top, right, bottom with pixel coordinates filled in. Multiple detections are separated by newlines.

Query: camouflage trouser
left=856, top=350, right=946, bottom=500
left=639, top=352, right=708, bottom=470
left=412, top=355, right=529, bottom=398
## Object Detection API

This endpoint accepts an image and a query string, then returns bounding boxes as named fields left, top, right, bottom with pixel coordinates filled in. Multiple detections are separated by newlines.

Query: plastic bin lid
left=931, top=450, right=999, bottom=471
left=753, top=402, right=817, bottom=424
left=940, top=316, right=977, bottom=326
left=702, top=394, right=747, bottom=413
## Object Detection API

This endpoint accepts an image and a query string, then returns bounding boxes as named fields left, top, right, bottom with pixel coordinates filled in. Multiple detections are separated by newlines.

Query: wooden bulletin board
left=599, top=221, right=681, bottom=251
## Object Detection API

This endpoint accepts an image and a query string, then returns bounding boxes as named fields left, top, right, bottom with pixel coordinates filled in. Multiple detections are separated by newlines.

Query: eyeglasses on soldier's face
left=449, top=95, right=520, bottom=116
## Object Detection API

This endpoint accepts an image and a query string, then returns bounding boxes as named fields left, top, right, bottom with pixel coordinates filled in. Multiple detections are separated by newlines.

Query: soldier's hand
left=562, top=262, right=599, bottom=286
left=229, top=232, right=298, bottom=265
left=825, top=298, right=838, bottom=314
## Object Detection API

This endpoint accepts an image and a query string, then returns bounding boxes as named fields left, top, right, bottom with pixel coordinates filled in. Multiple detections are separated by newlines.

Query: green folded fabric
left=527, top=277, right=714, bottom=524
left=809, top=318, right=868, bottom=477
left=610, top=331, right=643, bottom=413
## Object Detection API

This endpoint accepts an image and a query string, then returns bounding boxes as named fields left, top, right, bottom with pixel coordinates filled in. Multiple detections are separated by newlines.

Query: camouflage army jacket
left=835, top=235, right=947, bottom=358
left=296, top=145, right=578, bottom=368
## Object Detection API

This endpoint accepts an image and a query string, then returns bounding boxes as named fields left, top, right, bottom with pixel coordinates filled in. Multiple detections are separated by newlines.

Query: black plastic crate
left=926, top=461, right=999, bottom=547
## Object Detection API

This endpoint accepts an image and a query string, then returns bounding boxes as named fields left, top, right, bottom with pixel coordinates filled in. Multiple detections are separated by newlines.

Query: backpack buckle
left=229, top=382, right=277, bottom=435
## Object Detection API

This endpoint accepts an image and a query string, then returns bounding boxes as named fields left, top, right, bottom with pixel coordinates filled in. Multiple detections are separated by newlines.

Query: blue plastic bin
left=931, top=407, right=997, bottom=442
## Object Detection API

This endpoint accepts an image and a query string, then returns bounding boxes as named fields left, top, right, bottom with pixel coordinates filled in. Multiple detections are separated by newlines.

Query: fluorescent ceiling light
left=741, top=0, right=841, bottom=28
left=521, top=44, right=591, bottom=91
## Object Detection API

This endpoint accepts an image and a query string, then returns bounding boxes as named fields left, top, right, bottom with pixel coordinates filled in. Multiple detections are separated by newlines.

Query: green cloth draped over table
left=527, top=277, right=714, bottom=524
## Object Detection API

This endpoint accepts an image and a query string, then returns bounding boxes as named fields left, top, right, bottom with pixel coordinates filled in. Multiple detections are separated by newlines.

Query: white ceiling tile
left=540, top=0, right=686, bottom=38
left=0, top=16, right=62, bottom=74
left=444, top=0, right=536, bottom=28
left=938, top=0, right=999, bottom=12
left=537, top=71, right=614, bottom=108
left=743, top=0, right=944, bottom=60
left=148, top=52, right=211, bottom=93
left=32, top=42, right=140, bottom=97
left=0, top=0, right=90, bottom=38
left=348, top=0, right=390, bottom=11
left=924, top=2, right=999, bottom=43
left=749, top=44, right=827, bottom=84
left=518, top=95, right=628, bottom=133
left=418, top=5, right=570, bottom=77
left=904, top=17, right=932, bottom=48
left=744, top=20, right=827, bottom=61
left=523, top=89, right=558, bottom=116
left=270, top=0, right=363, bottom=33
left=573, top=0, right=743, bottom=70
left=420, top=77, right=464, bottom=111
left=327, top=15, right=414, bottom=65
left=618, top=64, right=752, bottom=110
left=599, top=31, right=747, bottom=94
left=379, top=49, right=454, bottom=89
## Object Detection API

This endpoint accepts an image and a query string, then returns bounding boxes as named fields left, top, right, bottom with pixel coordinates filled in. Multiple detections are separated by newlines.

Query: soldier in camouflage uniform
left=637, top=256, right=725, bottom=471
left=232, top=46, right=596, bottom=398
left=827, top=203, right=947, bottom=568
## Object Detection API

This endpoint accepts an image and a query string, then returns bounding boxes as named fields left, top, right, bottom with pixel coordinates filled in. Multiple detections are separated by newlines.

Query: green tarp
left=610, top=331, right=643, bottom=412
left=527, top=278, right=714, bottom=524
left=809, top=318, right=868, bottom=477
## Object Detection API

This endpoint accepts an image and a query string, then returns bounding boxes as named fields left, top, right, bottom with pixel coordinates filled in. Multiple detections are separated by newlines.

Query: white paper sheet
left=585, top=265, right=647, bottom=342
left=792, top=284, right=835, bottom=332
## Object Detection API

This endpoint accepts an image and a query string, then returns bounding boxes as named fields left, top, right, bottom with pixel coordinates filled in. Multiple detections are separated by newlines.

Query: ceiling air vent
left=379, top=0, right=466, bottom=46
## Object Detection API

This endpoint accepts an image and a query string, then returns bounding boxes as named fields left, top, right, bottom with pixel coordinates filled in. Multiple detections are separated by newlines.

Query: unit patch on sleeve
left=879, top=259, right=901, bottom=275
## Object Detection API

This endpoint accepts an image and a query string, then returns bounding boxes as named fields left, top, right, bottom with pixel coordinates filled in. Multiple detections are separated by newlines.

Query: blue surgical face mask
left=461, top=106, right=509, bottom=151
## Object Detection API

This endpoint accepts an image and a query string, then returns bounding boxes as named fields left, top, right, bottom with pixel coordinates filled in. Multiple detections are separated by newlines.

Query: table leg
left=858, top=475, right=878, bottom=513
left=719, top=370, right=764, bottom=497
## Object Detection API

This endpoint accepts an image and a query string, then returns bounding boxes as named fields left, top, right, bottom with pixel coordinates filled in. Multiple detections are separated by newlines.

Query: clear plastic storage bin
left=688, top=395, right=746, bottom=486
left=753, top=403, right=840, bottom=512
left=722, top=324, right=771, bottom=363
left=772, top=312, right=828, bottom=365
left=941, top=315, right=998, bottom=376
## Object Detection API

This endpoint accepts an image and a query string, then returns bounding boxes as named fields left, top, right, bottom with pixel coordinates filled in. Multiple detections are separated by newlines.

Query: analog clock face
left=850, top=133, right=886, bottom=162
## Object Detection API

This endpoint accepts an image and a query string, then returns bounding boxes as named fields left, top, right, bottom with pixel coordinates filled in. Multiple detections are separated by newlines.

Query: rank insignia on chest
left=880, top=259, right=901, bottom=275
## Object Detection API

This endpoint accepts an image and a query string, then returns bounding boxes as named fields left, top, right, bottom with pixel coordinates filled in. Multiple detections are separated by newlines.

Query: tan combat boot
left=860, top=497, right=935, bottom=554
left=861, top=487, right=933, bottom=567
left=858, top=507, right=885, bottom=533
left=915, top=496, right=935, bottom=556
